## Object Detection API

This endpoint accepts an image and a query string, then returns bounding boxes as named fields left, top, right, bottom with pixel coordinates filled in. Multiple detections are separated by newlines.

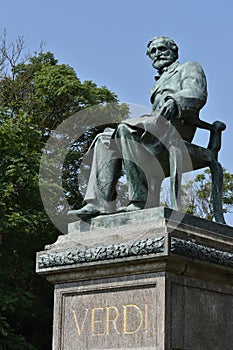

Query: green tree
left=0, top=34, right=127, bottom=349
left=182, top=168, right=233, bottom=220
left=0, top=113, right=56, bottom=349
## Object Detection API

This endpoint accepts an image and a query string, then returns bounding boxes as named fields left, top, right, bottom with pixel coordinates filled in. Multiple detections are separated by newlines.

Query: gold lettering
left=123, top=304, right=143, bottom=335
left=144, top=303, right=148, bottom=332
left=91, top=307, right=105, bottom=335
left=72, top=309, right=88, bottom=336
left=106, top=306, right=120, bottom=335
left=73, top=302, right=149, bottom=337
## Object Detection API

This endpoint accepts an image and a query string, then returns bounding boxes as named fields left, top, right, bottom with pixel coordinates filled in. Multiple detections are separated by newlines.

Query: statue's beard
left=152, top=56, right=175, bottom=71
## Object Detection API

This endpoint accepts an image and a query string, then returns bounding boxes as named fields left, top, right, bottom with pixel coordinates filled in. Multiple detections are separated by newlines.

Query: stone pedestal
left=36, top=207, right=233, bottom=350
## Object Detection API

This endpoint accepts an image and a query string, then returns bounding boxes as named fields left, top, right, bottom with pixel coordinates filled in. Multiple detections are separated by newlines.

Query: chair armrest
left=193, top=119, right=226, bottom=157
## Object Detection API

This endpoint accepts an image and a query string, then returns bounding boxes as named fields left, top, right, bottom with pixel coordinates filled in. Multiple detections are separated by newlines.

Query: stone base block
left=36, top=208, right=233, bottom=349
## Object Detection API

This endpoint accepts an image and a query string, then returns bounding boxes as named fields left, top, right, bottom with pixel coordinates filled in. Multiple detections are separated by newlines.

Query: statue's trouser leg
left=84, top=132, right=122, bottom=212
left=84, top=123, right=159, bottom=211
left=114, top=124, right=152, bottom=204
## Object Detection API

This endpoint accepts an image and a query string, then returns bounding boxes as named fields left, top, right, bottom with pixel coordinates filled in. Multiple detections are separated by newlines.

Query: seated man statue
left=75, top=36, right=207, bottom=216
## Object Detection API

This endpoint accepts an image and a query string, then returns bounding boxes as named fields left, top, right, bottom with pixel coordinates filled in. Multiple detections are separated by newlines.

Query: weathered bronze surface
left=73, top=36, right=225, bottom=223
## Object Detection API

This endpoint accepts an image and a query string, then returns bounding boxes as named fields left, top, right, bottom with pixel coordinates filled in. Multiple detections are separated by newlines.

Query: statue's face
left=148, top=39, right=176, bottom=71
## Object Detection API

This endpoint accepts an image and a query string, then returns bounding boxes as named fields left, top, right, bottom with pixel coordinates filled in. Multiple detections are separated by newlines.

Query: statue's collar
left=155, top=61, right=179, bottom=81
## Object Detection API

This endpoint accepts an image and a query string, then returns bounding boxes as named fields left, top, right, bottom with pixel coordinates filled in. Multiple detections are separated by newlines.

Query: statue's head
left=146, top=36, right=179, bottom=71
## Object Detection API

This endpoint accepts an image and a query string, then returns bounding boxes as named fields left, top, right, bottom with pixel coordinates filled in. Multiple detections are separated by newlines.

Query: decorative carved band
left=37, top=235, right=233, bottom=270
left=37, top=236, right=165, bottom=269
left=171, top=237, right=233, bottom=268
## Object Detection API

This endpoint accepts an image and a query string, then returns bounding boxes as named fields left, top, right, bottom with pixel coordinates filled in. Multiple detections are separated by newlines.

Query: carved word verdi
left=72, top=303, right=149, bottom=336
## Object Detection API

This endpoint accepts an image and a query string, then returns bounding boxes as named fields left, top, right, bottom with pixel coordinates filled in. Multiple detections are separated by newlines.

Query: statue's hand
left=160, top=99, right=178, bottom=121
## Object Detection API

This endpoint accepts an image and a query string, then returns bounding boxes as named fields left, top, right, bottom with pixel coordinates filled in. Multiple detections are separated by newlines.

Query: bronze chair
left=149, top=119, right=226, bottom=224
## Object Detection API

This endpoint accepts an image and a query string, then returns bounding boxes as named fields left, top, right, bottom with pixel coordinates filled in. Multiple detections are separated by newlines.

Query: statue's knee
left=96, top=134, right=104, bottom=143
left=95, top=132, right=111, bottom=146
left=115, top=123, right=129, bottom=137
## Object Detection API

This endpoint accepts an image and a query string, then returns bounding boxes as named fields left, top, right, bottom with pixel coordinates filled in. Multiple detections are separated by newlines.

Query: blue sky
left=1, top=0, right=233, bottom=220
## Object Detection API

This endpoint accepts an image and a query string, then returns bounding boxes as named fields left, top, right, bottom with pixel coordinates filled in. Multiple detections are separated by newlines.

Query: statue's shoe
left=72, top=203, right=101, bottom=217
left=118, top=201, right=145, bottom=212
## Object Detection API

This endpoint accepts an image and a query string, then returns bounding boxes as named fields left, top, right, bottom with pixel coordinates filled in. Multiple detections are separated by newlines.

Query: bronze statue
left=75, top=36, right=207, bottom=217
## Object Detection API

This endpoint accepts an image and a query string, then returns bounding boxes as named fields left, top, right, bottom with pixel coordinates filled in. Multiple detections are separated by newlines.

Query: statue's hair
left=146, top=36, right=179, bottom=60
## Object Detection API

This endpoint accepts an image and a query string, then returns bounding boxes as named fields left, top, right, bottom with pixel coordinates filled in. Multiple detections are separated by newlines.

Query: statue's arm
left=166, top=61, right=208, bottom=120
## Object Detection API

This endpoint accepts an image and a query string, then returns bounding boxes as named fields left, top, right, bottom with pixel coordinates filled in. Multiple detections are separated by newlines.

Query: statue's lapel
left=150, top=61, right=180, bottom=96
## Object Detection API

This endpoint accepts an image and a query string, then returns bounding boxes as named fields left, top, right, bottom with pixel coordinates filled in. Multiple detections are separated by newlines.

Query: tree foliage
left=0, top=33, right=126, bottom=349
left=0, top=113, right=56, bottom=349
left=182, top=168, right=233, bottom=221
